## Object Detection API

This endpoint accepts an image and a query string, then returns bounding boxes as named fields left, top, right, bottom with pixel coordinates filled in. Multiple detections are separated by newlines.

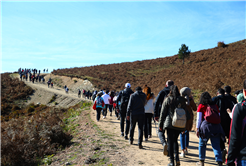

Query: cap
left=125, top=83, right=131, bottom=88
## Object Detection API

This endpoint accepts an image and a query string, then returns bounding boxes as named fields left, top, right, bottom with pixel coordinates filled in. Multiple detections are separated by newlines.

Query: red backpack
left=204, top=105, right=221, bottom=124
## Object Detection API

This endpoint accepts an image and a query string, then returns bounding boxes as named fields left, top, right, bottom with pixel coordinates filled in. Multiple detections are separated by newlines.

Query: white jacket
left=144, top=98, right=154, bottom=114
left=102, top=94, right=110, bottom=104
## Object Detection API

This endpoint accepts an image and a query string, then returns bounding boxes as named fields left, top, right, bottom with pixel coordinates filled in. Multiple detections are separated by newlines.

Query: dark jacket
left=154, top=87, right=170, bottom=118
left=199, top=120, right=225, bottom=141
left=227, top=99, right=246, bottom=166
left=225, top=94, right=237, bottom=105
left=116, top=88, right=134, bottom=113
left=127, top=91, right=146, bottom=116
left=212, top=95, right=233, bottom=137
left=158, top=96, right=189, bottom=132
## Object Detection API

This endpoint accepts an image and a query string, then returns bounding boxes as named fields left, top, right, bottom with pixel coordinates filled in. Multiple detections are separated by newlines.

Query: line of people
left=92, top=80, right=246, bottom=166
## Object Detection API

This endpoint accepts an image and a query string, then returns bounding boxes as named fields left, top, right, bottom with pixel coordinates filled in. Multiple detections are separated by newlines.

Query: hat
left=237, top=93, right=244, bottom=103
left=98, top=91, right=103, bottom=96
left=125, top=83, right=131, bottom=88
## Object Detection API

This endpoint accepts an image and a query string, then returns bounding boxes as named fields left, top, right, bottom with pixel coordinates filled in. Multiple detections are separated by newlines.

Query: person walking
left=117, top=83, right=134, bottom=140
left=143, top=86, right=155, bottom=141
left=196, top=92, right=224, bottom=166
left=102, top=90, right=110, bottom=119
left=127, top=86, right=146, bottom=149
left=227, top=79, right=246, bottom=166
left=108, top=91, right=115, bottom=117
left=212, top=88, right=234, bottom=163
left=93, top=92, right=105, bottom=122
left=154, top=80, right=174, bottom=156
left=159, top=85, right=188, bottom=166
left=179, top=87, right=197, bottom=157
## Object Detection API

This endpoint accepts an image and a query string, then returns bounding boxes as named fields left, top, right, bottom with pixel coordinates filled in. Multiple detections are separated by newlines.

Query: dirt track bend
left=21, top=75, right=224, bottom=166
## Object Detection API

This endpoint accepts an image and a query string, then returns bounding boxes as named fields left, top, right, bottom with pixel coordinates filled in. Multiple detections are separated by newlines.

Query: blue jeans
left=237, top=160, right=246, bottom=166
left=180, top=130, right=189, bottom=150
left=199, top=135, right=222, bottom=162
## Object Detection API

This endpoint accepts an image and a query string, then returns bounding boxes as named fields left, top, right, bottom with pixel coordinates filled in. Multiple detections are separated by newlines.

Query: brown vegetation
left=52, top=39, right=246, bottom=96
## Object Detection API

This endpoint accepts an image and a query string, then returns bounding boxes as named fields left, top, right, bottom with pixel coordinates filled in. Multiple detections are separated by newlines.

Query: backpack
left=204, top=105, right=221, bottom=124
left=120, top=90, right=131, bottom=111
left=96, top=97, right=103, bottom=107
left=172, top=103, right=187, bottom=128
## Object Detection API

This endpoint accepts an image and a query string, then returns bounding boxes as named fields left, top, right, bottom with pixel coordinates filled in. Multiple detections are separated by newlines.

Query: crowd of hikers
left=91, top=80, right=246, bottom=166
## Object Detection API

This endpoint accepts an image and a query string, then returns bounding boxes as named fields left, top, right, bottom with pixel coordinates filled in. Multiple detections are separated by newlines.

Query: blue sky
left=1, top=1, right=245, bottom=73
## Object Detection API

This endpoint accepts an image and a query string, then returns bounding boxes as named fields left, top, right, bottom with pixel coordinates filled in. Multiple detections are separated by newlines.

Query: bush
left=217, top=41, right=226, bottom=47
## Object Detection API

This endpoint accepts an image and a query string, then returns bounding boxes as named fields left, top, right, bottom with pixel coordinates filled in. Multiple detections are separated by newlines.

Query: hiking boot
left=163, top=143, right=168, bottom=156
left=167, top=163, right=174, bottom=166
left=124, top=136, right=128, bottom=140
left=148, top=135, right=152, bottom=138
left=139, top=144, right=143, bottom=149
left=120, top=133, right=124, bottom=137
left=222, top=149, right=227, bottom=163
left=110, top=112, right=112, bottom=116
left=145, top=138, right=148, bottom=141
left=176, top=161, right=181, bottom=166
left=196, top=160, right=204, bottom=166
left=117, top=116, right=120, bottom=120
left=129, top=140, right=133, bottom=145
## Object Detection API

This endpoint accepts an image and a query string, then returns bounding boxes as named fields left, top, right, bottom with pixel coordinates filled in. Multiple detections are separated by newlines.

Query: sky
left=1, top=0, right=245, bottom=73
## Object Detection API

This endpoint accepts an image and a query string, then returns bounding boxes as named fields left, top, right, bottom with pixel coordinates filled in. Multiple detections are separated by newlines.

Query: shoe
left=139, top=144, right=143, bottom=149
left=176, top=161, right=181, bottom=166
left=145, top=138, right=148, bottom=141
left=185, top=149, right=188, bottom=155
left=117, top=117, right=120, bottom=120
left=196, top=160, right=204, bottom=166
left=124, top=136, right=128, bottom=140
left=167, top=163, right=174, bottom=166
left=110, top=112, right=112, bottom=116
left=180, top=152, right=185, bottom=158
left=163, top=143, right=168, bottom=156
left=103, top=116, right=105, bottom=119
left=120, top=133, right=124, bottom=137
left=96, top=120, right=99, bottom=122
left=129, top=140, right=133, bottom=145
left=148, top=135, right=152, bottom=138
left=222, top=149, right=227, bottom=163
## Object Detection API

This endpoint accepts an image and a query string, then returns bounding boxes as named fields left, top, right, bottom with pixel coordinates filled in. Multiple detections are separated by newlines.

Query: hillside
left=52, top=40, right=246, bottom=96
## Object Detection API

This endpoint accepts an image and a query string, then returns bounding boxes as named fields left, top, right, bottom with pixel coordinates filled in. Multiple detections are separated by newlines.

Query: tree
left=178, top=44, right=191, bottom=64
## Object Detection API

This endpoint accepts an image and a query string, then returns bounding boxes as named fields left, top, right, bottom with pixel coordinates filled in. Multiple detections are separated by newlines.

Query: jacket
left=127, top=91, right=146, bottom=116
left=158, top=96, right=189, bottom=131
left=212, top=95, right=233, bottom=137
left=154, top=87, right=170, bottom=118
left=227, top=99, right=246, bottom=166
left=116, top=88, right=134, bottom=112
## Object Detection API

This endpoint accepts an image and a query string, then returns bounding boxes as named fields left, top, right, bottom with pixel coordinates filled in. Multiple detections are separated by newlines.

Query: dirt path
left=19, top=74, right=224, bottom=166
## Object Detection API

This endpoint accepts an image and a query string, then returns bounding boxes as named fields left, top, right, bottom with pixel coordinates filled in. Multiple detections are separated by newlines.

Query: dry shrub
left=217, top=41, right=226, bottom=48
left=1, top=106, right=73, bottom=166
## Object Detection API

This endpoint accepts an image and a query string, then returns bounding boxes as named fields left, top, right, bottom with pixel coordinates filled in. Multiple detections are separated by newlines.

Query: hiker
left=43, top=69, right=45, bottom=73
left=212, top=88, right=234, bottom=163
left=102, top=90, right=110, bottom=119
left=154, top=80, right=174, bottom=156
left=196, top=92, right=224, bottom=166
left=92, top=90, right=97, bottom=101
left=127, top=86, right=146, bottom=149
left=224, top=85, right=237, bottom=105
left=78, top=89, right=81, bottom=98
left=116, top=83, right=134, bottom=140
left=227, top=79, right=246, bottom=166
left=113, top=94, right=119, bottom=119
left=46, top=69, right=48, bottom=72
left=108, top=91, right=115, bottom=117
left=159, top=85, right=188, bottom=166
left=51, top=82, right=53, bottom=88
left=143, top=86, right=155, bottom=141
left=92, top=91, right=105, bottom=122
left=234, top=89, right=243, bottom=98
left=64, top=85, right=67, bottom=91
left=65, top=87, right=69, bottom=93
left=47, top=81, right=50, bottom=88
left=179, top=87, right=197, bottom=157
